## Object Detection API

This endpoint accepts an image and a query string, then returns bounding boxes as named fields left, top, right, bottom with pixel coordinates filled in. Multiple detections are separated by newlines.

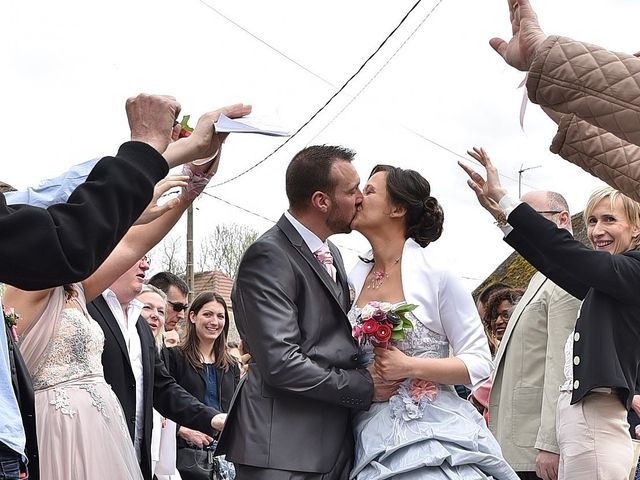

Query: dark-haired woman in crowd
left=162, top=291, right=240, bottom=480
left=483, top=288, right=524, bottom=357
left=471, top=287, right=524, bottom=423
left=347, top=165, right=517, bottom=479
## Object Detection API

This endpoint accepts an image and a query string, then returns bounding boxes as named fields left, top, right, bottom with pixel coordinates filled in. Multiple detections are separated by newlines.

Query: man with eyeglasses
left=147, top=271, right=190, bottom=332
left=487, top=190, right=581, bottom=480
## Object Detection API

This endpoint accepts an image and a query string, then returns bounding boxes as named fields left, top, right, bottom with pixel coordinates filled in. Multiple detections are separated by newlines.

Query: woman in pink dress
left=5, top=104, right=247, bottom=479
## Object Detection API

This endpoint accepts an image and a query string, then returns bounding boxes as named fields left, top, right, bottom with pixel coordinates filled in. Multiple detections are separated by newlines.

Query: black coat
left=4, top=142, right=168, bottom=480
left=161, top=347, right=240, bottom=447
left=505, top=202, right=640, bottom=409
left=87, top=295, right=218, bottom=480
left=216, top=215, right=373, bottom=474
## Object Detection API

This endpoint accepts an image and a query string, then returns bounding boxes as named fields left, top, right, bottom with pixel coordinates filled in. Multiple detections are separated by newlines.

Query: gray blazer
left=216, top=215, right=373, bottom=473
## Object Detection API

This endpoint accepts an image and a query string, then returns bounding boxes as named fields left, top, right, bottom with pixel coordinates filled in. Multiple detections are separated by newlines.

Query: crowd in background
left=5, top=0, right=640, bottom=479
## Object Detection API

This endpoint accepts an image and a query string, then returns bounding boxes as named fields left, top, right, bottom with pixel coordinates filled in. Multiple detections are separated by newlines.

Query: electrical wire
left=197, top=0, right=335, bottom=89
left=207, top=0, right=427, bottom=188
left=197, top=0, right=540, bottom=191
left=308, top=0, right=444, bottom=143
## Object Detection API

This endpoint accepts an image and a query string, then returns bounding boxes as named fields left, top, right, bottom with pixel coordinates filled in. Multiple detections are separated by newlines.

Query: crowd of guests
left=4, top=0, right=640, bottom=479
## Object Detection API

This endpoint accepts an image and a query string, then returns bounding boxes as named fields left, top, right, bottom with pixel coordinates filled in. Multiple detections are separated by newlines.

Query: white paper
left=214, top=113, right=290, bottom=137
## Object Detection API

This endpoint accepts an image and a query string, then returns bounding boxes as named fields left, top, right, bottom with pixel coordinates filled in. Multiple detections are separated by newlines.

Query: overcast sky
left=3, top=0, right=639, bottom=289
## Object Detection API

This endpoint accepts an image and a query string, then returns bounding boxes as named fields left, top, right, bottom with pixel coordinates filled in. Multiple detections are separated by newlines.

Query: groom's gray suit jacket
left=216, top=215, right=373, bottom=473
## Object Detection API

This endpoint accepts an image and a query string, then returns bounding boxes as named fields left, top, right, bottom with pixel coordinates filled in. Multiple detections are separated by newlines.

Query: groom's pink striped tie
left=314, top=244, right=337, bottom=282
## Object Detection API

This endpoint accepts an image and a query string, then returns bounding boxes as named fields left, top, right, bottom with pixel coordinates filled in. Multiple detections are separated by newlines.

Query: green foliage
left=179, top=115, right=194, bottom=132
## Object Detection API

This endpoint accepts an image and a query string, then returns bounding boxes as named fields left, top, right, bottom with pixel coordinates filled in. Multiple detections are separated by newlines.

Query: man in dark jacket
left=1, top=94, right=181, bottom=480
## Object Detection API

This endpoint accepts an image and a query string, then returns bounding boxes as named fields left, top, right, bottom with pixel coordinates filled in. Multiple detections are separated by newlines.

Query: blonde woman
left=137, top=284, right=181, bottom=480
left=463, top=147, right=640, bottom=480
left=138, top=284, right=168, bottom=352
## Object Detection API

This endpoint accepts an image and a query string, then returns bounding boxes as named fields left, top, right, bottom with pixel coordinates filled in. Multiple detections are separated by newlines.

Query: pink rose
left=352, top=325, right=362, bottom=340
left=409, top=379, right=438, bottom=402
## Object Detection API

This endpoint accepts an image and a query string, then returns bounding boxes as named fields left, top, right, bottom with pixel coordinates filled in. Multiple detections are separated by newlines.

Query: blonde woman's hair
left=139, top=284, right=167, bottom=301
left=583, top=186, right=640, bottom=249
left=136, top=284, right=167, bottom=351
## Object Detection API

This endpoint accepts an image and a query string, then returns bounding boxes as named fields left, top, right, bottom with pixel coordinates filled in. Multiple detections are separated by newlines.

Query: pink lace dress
left=19, top=285, right=142, bottom=479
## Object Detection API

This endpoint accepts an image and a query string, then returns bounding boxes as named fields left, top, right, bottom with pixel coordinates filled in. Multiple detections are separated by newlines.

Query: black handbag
left=176, top=441, right=235, bottom=480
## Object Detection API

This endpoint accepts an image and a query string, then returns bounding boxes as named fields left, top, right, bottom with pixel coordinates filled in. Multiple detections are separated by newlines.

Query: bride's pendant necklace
left=367, top=256, right=401, bottom=290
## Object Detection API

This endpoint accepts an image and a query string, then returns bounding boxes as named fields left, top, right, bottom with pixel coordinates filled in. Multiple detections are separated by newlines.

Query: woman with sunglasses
left=347, top=164, right=517, bottom=479
left=162, top=292, right=240, bottom=480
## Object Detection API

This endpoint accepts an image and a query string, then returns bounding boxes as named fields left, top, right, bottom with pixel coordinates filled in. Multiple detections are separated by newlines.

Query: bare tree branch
left=197, top=223, right=258, bottom=277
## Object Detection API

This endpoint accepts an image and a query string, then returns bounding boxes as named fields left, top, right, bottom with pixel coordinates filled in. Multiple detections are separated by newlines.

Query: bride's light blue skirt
left=350, top=385, right=518, bottom=480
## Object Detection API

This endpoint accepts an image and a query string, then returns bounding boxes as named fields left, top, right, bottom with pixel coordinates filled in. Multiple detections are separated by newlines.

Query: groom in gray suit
left=216, top=145, right=394, bottom=479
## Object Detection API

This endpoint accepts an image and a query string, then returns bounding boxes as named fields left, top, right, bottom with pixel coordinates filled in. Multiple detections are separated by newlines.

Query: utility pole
left=186, top=204, right=195, bottom=304
left=518, top=163, right=542, bottom=198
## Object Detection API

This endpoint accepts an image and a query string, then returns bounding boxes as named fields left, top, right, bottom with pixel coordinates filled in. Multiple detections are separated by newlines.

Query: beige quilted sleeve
left=527, top=35, right=640, bottom=148
left=549, top=112, right=640, bottom=203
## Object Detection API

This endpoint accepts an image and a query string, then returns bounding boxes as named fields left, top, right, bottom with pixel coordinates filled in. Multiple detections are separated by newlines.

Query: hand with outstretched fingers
left=490, top=0, right=547, bottom=71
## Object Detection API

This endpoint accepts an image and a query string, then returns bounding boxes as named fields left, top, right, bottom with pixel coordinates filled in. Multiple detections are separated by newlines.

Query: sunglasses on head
left=167, top=300, right=189, bottom=312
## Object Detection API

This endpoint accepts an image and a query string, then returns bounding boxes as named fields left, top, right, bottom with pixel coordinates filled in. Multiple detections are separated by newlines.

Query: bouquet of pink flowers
left=352, top=301, right=416, bottom=348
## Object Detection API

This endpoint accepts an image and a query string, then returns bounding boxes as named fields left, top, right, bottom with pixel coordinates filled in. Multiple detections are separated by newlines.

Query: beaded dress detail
left=23, top=286, right=143, bottom=479
left=347, top=304, right=517, bottom=480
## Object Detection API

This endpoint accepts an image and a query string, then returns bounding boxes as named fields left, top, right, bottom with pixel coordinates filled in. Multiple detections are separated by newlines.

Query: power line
left=402, top=125, right=537, bottom=189
left=197, top=0, right=335, bottom=89
left=308, top=0, right=444, bottom=143
left=197, top=0, right=539, bottom=192
left=201, top=191, right=276, bottom=224
left=207, top=0, right=428, bottom=188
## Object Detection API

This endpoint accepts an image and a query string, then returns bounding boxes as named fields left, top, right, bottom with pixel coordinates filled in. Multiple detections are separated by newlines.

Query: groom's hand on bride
left=368, top=362, right=403, bottom=402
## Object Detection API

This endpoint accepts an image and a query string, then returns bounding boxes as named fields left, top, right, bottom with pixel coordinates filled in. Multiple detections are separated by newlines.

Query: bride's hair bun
left=369, top=165, right=444, bottom=247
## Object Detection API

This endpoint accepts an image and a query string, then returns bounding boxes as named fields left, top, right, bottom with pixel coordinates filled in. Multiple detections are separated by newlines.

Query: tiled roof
left=473, top=212, right=589, bottom=298
left=193, top=270, right=234, bottom=308
left=192, top=270, right=239, bottom=342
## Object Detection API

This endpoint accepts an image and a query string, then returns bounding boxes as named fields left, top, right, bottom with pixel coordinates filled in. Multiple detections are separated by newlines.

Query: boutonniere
left=4, top=307, right=21, bottom=342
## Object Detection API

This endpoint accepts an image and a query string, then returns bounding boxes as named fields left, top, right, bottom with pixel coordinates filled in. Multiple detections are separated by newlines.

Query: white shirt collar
left=284, top=210, right=325, bottom=253
left=101, top=289, right=143, bottom=330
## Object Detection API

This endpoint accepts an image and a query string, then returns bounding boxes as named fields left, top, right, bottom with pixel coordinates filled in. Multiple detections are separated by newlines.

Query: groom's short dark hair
left=286, top=145, right=356, bottom=210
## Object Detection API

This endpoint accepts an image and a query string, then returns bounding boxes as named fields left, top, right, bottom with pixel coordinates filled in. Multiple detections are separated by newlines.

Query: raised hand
left=126, top=94, right=181, bottom=155
left=133, top=174, right=188, bottom=226
left=490, top=0, right=547, bottom=71
left=368, top=363, right=402, bottom=402
left=164, top=103, right=252, bottom=169
left=458, top=147, right=509, bottom=220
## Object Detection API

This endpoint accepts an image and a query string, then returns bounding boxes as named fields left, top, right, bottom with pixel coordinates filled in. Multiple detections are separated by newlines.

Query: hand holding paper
left=214, top=113, right=290, bottom=137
